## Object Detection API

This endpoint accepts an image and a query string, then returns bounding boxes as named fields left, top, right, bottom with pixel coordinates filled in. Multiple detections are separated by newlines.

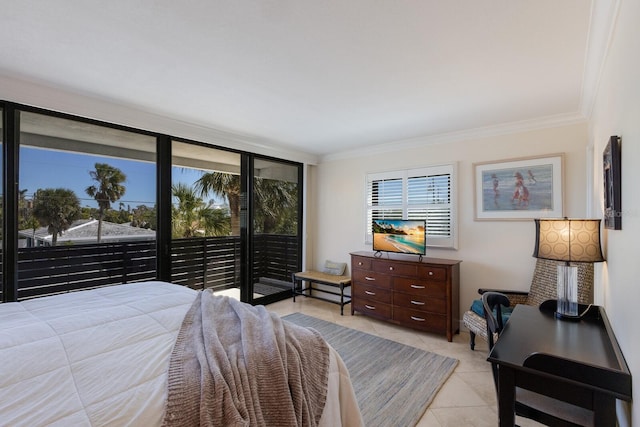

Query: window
left=19, top=112, right=157, bottom=247
left=17, top=111, right=157, bottom=298
left=1, top=102, right=303, bottom=304
left=365, top=164, right=457, bottom=249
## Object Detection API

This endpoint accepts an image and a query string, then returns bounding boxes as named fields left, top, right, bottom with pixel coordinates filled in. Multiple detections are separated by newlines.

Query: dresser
left=350, top=251, right=461, bottom=341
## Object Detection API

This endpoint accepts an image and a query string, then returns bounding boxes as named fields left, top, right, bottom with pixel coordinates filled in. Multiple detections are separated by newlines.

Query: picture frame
left=603, top=136, right=621, bottom=230
left=474, top=154, right=564, bottom=220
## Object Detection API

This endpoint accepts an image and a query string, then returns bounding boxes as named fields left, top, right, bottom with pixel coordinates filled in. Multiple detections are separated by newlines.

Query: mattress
left=0, top=281, right=362, bottom=426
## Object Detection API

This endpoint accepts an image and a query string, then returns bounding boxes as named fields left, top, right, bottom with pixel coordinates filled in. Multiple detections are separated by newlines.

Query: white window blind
left=365, top=164, right=457, bottom=249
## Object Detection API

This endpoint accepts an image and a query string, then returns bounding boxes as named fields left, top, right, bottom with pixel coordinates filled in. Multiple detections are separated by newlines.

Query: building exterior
left=18, top=219, right=155, bottom=247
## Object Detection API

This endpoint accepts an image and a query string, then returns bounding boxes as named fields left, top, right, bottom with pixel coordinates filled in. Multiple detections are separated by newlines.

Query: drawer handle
left=410, top=284, right=425, bottom=289
left=410, top=316, right=426, bottom=322
left=389, top=266, right=394, bottom=271
left=428, top=271, right=434, bottom=276
left=410, top=300, right=425, bottom=305
left=365, top=290, right=376, bottom=296
left=364, top=304, right=376, bottom=310
left=365, top=276, right=376, bottom=281
left=358, top=262, right=363, bottom=266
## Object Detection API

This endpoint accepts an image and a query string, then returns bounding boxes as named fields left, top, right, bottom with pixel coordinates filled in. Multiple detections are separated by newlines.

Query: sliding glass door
left=251, top=158, right=301, bottom=304
left=170, top=143, right=302, bottom=305
left=170, top=141, right=243, bottom=297
left=0, top=108, right=3, bottom=301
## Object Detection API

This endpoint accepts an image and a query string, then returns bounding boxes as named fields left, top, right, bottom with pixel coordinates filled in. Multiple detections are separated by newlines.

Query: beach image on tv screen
left=372, top=219, right=425, bottom=254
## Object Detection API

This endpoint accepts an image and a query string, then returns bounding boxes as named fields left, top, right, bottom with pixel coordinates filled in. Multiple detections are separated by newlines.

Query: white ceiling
left=0, top=1, right=607, bottom=159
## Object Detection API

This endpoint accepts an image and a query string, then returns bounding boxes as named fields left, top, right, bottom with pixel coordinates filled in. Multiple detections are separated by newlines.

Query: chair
left=481, top=292, right=509, bottom=350
left=483, top=292, right=595, bottom=426
left=462, top=258, right=594, bottom=350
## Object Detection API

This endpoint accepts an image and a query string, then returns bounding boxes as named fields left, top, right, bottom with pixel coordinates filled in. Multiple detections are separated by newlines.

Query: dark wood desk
left=488, top=304, right=632, bottom=426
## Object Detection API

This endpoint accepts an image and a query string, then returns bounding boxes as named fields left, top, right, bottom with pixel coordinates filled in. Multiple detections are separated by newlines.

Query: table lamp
left=533, top=218, right=605, bottom=319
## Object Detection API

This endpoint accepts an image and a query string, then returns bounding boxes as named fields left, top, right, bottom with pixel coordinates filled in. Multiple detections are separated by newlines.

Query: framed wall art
left=603, top=135, right=621, bottom=230
left=474, top=154, right=564, bottom=220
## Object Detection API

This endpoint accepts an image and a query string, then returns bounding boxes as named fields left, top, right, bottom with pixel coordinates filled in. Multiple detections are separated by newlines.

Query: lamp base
left=556, top=264, right=578, bottom=319
left=554, top=311, right=582, bottom=321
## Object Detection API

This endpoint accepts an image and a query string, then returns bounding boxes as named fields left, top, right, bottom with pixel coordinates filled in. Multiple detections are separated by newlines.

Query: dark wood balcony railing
left=16, top=241, right=157, bottom=299
left=171, top=236, right=240, bottom=291
left=6, top=234, right=298, bottom=300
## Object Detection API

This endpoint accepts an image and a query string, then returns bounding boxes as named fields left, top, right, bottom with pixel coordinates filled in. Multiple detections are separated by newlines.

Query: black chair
left=482, top=292, right=594, bottom=427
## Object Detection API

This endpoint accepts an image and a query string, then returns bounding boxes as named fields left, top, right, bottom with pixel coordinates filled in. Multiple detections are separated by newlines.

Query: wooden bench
left=291, top=271, right=352, bottom=315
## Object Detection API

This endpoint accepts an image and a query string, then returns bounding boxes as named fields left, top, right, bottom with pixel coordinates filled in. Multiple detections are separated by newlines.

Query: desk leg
left=593, top=392, right=616, bottom=426
left=497, top=366, right=516, bottom=427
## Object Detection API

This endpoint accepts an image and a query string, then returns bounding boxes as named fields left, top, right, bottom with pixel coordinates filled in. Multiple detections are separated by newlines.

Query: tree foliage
left=254, top=178, right=298, bottom=234
left=194, top=171, right=299, bottom=236
left=32, top=188, right=81, bottom=246
left=172, top=183, right=230, bottom=238
left=131, top=204, right=156, bottom=229
left=194, top=172, right=240, bottom=235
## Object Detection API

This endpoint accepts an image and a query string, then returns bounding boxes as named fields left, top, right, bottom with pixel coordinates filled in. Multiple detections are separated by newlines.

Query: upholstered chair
left=462, top=258, right=594, bottom=350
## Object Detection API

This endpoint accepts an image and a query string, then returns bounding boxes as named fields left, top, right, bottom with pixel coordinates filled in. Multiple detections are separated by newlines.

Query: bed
left=0, top=281, right=363, bottom=426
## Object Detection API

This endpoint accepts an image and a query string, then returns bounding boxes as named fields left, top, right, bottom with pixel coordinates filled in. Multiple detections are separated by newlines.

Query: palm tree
left=172, top=183, right=205, bottom=238
left=85, top=163, right=127, bottom=243
left=18, top=189, right=29, bottom=228
left=172, top=183, right=232, bottom=238
left=200, top=204, right=231, bottom=236
left=32, top=188, right=81, bottom=246
left=254, top=178, right=298, bottom=234
left=24, top=215, right=41, bottom=247
left=194, top=172, right=241, bottom=235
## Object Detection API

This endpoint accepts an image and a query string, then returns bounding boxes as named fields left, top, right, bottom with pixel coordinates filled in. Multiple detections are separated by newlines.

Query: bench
left=291, top=271, right=352, bottom=315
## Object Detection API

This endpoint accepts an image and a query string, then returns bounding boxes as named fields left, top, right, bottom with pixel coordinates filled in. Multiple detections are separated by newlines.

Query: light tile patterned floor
left=268, top=296, right=544, bottom=427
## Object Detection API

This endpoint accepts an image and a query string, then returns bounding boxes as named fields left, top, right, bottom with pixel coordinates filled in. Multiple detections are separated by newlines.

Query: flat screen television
left=372, top=219, right=426, bottom=256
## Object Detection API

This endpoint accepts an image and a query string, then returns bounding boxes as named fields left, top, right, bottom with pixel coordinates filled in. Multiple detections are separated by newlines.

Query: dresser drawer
left=393, top=292, right=447, bottom=314
left=393, top=277, right=446, bottom=296
left=393, top=308, right=447, bottom=332
left=417, top=265, right=447, bottom=281
left=352, top=256, right=373, bottom=271
left=352, top=269, right=392, bottom=289
left=353, top=284, right=392, bottom=304
left=374, top=260, right=417, bottom=277
left=353, top=299, right=392, bottom=319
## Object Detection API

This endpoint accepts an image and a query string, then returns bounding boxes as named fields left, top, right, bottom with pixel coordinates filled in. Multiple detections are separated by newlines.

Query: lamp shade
left=533, top=219, right=605, bottom=263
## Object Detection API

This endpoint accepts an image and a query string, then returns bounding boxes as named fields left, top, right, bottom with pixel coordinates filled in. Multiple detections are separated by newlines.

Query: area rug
left=282, top=312, right=458, bottom=427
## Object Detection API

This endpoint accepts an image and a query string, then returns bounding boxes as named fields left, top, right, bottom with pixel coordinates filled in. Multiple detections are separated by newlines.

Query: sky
left=18, top=147, right=213, bottom=209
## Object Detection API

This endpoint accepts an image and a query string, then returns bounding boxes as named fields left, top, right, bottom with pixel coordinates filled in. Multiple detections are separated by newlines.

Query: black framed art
left=603, top=135, right=621, bottom=230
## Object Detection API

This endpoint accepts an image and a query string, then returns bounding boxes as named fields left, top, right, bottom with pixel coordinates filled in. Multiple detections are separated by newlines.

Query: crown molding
left=321, top=112, right=587, bottom=163
left=579, top=0, right=622, bottom=118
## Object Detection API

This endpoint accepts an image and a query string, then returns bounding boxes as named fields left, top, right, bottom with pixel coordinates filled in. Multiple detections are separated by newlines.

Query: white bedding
left=0, top=281, right=362, bottom=426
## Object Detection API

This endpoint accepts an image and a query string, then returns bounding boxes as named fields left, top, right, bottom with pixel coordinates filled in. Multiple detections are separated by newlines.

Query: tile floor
left=268, top=296, right=543, bottom=427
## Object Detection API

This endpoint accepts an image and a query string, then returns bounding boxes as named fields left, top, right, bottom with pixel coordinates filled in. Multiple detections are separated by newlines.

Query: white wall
left=313, top=122, right=589, bottom=314
left=588, top=0, right=639, bottom=424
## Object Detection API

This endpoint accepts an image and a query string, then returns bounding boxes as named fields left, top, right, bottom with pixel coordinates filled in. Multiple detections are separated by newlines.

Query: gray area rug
left=282, top=312, right=458, bottom=427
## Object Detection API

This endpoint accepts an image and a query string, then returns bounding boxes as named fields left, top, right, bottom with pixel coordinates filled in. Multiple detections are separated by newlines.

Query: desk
left=488, top=304, right=631, bottom=426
